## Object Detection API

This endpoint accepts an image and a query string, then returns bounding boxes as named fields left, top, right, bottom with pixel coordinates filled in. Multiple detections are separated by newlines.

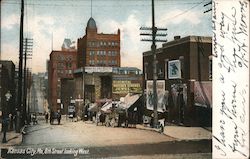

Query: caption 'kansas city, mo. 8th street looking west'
left=1, top=0, right=212, bottom=158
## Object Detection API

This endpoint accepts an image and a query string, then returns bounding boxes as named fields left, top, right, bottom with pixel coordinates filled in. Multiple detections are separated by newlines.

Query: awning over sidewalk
left=101, top=93, right=142, bottom=113
left=117, top=93, right=141, bottom=111
left=101, top=102, right=112, bottom=112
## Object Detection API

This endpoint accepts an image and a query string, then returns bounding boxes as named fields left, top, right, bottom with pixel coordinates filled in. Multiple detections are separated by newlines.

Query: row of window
left=88, top=41, right=119, bottom=47
left=57, top=69, right=73, bottom=75
left=89, top=50, right=118, bottom=56
left=57, top=62, right=72, bottom=69
left=56, top=55, right=73, bottom=61
left=89, top=60, right=117, bottom=65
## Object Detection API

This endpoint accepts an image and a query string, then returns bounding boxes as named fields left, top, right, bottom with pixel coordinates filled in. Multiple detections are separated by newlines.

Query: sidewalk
left=136, top=124, right=212, bottom=141
left=0, top=123, right=23, bottom=149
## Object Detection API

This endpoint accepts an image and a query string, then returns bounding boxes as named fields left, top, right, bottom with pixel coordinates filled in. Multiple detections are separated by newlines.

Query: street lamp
left=2, top=91, right=12, bottom=143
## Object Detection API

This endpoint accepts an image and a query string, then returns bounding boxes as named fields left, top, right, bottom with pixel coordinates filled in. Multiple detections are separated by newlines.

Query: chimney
left=174, top=36, right=181, bottom=40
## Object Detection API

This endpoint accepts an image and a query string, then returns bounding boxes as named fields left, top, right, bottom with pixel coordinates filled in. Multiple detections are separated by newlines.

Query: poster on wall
left=170, top=83, right=187, bottom=108
left=168, top=60, right=181, bottom=79
left=146, top=80, right=167, bottom=112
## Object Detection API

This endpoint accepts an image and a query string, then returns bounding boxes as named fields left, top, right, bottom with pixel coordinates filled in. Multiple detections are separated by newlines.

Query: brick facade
left=77, top=17, right=120, bottom=68
left=143, top=36, right=212, bottom=127
left=48, top=49, right=77, bottom=112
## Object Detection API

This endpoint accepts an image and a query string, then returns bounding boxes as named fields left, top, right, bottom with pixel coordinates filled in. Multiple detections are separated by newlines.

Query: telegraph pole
left=203, top=1, right=212, bottom=13
left=17, top=0, right=24, bottom=133
left=23, top=38, right=33, bottom=124
left=140, top=0, right=167, bottom=128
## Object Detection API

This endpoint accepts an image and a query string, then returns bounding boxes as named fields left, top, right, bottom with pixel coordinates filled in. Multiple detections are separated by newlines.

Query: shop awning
left=101, top=102, right=112, bottom=112
left=117, top=93, right=141, bottom=110
left=88, top=103, right=98, bottom=112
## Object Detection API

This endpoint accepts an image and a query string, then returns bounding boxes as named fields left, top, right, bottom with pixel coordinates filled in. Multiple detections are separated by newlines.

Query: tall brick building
left=48, top=39, right=77, bottom=112
left=77, top=17, right=120, bottom=68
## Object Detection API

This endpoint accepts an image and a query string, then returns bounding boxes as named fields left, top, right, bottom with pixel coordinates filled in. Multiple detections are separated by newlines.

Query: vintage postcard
left=0, top=0, right=249, bottom=158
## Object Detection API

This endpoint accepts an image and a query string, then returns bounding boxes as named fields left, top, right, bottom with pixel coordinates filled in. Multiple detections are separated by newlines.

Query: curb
left=135, top=125, right=162, bottom=133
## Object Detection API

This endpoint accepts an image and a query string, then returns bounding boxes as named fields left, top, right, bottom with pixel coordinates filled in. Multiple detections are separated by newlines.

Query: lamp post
left=2, top=91, right=12, bottom=143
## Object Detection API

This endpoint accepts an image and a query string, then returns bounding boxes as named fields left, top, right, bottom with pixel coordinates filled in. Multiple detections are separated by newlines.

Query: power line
left=2, top=1, right=207, bottom=7
left=203, top=1, right=212, bottom=13
left=158, top=0, right=206, bottom=23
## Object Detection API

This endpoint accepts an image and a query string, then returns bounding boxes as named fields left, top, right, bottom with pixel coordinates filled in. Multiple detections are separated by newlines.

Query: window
left=88, top=42, right=92, bottom=47
left=68, top=63, right=72, bottom=68
left=108, top=51, right=111, bottom=56
left=103, top=51, right=106, bottom=56
left=89, top=51, right=93, bottom=56
left=89, top=60, right=95, bottom=65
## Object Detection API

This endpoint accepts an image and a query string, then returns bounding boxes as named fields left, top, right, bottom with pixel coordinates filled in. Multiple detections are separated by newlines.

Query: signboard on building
left=168, top=60, right=181, bottom=79
left=113, top=80, right=141, bottom=94
left=146, top=80, right=167, bottom=112
left=85, top=67, right=112, bottom=73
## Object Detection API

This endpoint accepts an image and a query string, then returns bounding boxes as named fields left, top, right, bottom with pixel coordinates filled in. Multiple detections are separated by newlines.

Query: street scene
left=1, top=114, right=211, bottom=158
left=1, top=0, right=213, bottom=158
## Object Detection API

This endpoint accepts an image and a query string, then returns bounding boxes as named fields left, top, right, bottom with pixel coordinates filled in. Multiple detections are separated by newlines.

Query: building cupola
left=87, top=17, right=97, bottom=29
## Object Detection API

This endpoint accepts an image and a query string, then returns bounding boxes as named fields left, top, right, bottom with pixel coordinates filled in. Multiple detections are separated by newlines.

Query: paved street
left=1, top=116, right=211, bottom=159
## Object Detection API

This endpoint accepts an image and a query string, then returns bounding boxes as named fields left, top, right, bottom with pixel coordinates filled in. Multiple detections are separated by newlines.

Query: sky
left=1, top=0, right=212, bottom=73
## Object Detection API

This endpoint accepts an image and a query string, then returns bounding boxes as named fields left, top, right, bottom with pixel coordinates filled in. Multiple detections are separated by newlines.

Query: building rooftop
left=143, top=35, right=212, bottom=56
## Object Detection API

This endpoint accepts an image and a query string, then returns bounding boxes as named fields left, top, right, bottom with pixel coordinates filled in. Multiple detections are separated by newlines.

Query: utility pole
left=17, top=0, right=24, bottom=133
left=27, top=68, right=31, bottom=124
left=203, top=1, right=212, bottom=13
left=23, top=38, right=33, bottom=124
left=140, top=0, right=167, bottom=128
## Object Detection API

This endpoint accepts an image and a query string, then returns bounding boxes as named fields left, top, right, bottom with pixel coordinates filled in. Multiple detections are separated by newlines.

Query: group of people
left=44, top=110, right=61, bottom=125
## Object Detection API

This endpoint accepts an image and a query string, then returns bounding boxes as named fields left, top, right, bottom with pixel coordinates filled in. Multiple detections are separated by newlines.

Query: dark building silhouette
left=0, top=61, right=16, bottom=117
left=143, top=36, right=212, bottom=127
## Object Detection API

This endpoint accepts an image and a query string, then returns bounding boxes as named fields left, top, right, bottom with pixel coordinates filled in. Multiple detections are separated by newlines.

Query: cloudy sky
left=1, top=0, right=212, bottom=73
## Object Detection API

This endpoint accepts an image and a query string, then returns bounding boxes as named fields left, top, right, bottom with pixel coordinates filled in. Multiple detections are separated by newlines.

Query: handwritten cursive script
left=212, top=0, right=249, bottom=158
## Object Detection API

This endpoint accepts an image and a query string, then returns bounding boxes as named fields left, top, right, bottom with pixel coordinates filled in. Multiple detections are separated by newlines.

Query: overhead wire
left=2, top=1, right=207, bottom=7
left=158, top=0, right=207, bottom=23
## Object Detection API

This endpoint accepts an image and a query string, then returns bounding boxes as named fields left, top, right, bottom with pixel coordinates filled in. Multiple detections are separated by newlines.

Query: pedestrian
left=57, top=110, right=61, bottom=125
left=9, top=113, right=13, bottom=131
left=45, top=113, right=49, bottom=123
left=2, top=114, right=9, bottom=143
left=50, top=111, right=54, bottom=124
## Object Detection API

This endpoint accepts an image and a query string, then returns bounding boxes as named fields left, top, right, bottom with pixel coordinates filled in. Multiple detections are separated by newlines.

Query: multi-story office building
left=48, top=39, right=77, bottom=112
left=77, top=17, right=120, bottom=68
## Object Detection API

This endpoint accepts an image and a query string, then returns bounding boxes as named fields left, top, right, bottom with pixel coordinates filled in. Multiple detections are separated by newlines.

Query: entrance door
left=85, top=85, right=95, bottom=102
